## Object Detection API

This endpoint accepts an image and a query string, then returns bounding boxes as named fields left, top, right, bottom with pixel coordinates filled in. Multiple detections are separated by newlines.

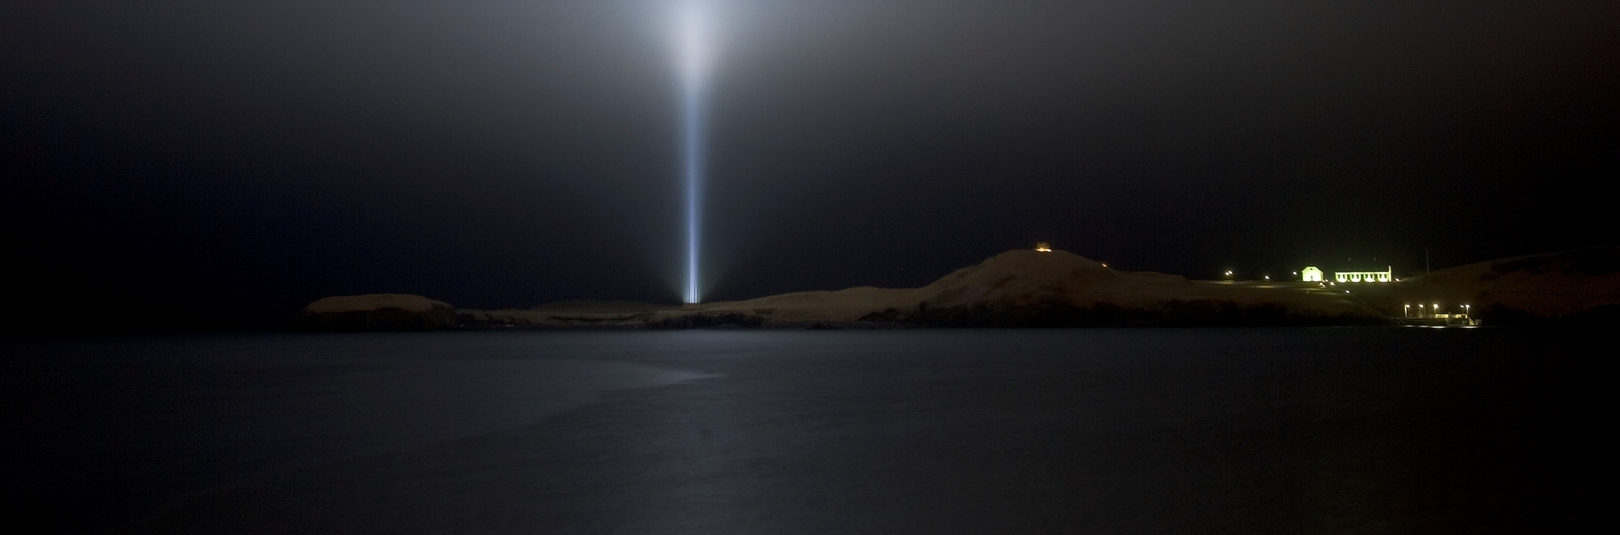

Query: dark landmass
left=1341, top=246, right=1620, bottom=325
left=287, top=247, right=1620, bottom=330
left=294, top=294, right=459, bottom=332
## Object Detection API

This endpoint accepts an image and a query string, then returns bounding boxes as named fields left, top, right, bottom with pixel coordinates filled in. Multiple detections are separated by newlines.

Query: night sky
left=4, top=1, right=1616, bottom=330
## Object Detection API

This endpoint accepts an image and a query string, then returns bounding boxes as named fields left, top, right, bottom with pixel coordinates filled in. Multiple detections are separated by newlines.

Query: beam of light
left=678, top=4, right=711, bottom=304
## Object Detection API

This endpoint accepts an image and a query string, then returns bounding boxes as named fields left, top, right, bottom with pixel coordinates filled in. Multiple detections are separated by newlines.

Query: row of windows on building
left=1300, top=266, right=1393, bottom=283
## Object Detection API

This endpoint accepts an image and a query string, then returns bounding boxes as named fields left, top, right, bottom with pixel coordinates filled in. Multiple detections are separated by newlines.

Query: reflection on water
left=1, top=329, right=1598, bottom=533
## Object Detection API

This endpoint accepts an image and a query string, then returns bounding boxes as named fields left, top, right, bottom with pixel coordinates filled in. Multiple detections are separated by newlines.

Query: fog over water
left=2, top=329, right=1598, bottom=533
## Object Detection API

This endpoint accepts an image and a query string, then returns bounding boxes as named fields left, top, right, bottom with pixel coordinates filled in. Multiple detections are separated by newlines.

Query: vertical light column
left=678, top=5, right=709, bottom=304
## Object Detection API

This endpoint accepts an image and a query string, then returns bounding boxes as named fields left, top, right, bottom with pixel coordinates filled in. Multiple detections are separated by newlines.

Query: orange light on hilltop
left=1034, top=242, right=1052, bottom=252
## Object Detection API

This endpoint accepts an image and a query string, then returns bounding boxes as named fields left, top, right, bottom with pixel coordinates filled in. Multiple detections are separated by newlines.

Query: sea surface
left=1, top=329, right=1600, bottom=534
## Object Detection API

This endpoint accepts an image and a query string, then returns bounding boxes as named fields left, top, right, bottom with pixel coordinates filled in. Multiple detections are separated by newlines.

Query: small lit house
left=1301, top=266, right=1323, bottom=282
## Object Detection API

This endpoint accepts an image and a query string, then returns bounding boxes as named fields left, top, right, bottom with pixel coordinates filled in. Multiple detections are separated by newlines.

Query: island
left=294, top=246, right=1620, bottom=330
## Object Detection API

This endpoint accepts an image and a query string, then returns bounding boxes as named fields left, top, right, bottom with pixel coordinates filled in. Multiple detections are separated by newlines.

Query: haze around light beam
left=678, top=3, right=712, bottom=304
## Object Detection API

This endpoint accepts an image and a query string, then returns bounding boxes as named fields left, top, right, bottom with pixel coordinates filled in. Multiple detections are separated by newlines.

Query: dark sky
left=4, top=0, right=1616, bottom=328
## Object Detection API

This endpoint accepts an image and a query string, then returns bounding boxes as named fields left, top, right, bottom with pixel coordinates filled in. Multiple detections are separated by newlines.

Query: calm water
left=1, top=329, right=1600, bottom=534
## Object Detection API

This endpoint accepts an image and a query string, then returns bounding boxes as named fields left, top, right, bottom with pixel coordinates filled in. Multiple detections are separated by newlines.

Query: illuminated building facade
left=1334, top=267, right=1392, bottom=283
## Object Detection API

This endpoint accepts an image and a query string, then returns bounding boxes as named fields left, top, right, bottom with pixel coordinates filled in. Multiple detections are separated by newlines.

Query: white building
left=1334, top=267, right=1392, bottom=283
left=1301, top=266, right=1323, bottom=282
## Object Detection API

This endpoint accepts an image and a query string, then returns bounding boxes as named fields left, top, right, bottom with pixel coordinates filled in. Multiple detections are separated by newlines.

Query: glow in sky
left=678, top=3, right=712, bottom=304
